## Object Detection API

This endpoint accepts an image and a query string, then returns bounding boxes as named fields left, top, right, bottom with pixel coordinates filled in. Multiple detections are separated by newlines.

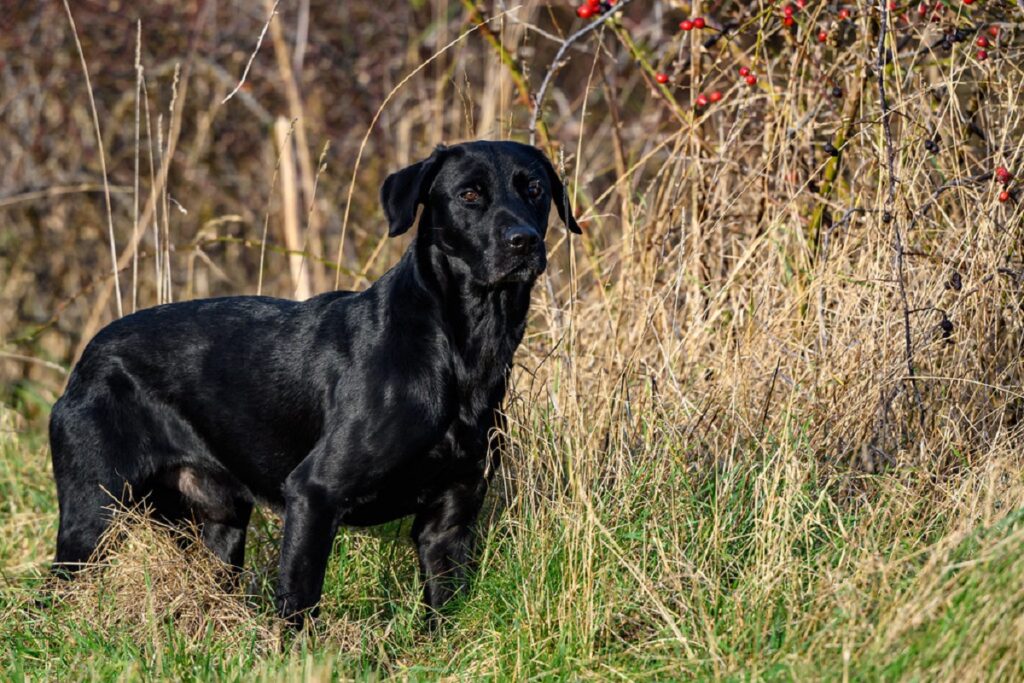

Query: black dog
left=48, top=140, right=580, bottom=625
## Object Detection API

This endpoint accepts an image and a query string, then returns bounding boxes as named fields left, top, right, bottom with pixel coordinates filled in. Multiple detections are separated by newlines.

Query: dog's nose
left=504, top=226, right=540, bottom=253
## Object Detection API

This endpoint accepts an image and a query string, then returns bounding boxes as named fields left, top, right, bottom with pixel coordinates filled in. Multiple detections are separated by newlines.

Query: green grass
left=3, top=405, right=1023, bottom=681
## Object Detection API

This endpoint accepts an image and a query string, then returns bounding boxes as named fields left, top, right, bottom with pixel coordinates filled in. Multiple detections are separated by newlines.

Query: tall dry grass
left=1, top=0, right=1023, bottom=678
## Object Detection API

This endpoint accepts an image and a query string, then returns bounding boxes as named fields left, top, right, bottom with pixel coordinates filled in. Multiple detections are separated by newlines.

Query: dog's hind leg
left=51, top=481, right=124, bottom=578
left=167, top=466, right=254, bottom=572
left=48, top=396, right=134, bottom=577
left=48, top=366, right=199, bottom=578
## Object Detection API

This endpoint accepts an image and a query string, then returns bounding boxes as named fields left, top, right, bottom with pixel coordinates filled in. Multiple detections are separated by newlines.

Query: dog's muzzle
left=497, top=226, right=546, bottom=283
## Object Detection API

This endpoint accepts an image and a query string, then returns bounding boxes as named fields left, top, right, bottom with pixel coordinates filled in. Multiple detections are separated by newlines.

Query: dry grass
left=49, top=505, right=283, bottom=653
left=2, top=0, right=1024, bottom=679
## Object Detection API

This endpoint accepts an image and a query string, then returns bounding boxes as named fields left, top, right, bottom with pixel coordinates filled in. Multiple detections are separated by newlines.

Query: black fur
left=48, top=140, right=579, bottom=627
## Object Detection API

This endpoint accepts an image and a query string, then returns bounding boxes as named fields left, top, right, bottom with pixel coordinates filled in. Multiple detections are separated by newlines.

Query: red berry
left=838, top=7, right=851, bottom=19
left=977, top=49, right=988, bottom=60
left=977, top=36, right=989, bottom=48
left=918, top=2, right=927, bottom=16
left=745, top=74, right=757, bottom=86
left=888, top=0, right=897, bottom=9
left=587, top=0, right=601, bottom=7
left=996, top=166, right=1011, bottom=182
left=783, top=4, right=795, bottom=17
left=739, top=66, right=751, bottom=77
left=964, top=0, right=974, bottom=4
left=783, top=16, right=795, bottom=27
left=576, top=4, right=593, bottom=18
left=818, top=30, right=828, bottom=42
left=796, top=0, right=807, bottom=7
left=694, top=17, right=705, bottom=29
left=989, top=26, right=999, bottom=37
left=709, top=90, right=722, bottom=103
left=998, top=191, right=1010, bottom=203
left=680, top=19, right=694, bottom=31
left=696, top=93, right=709, bottom=107
left=655, top=72, right=669, bottom=84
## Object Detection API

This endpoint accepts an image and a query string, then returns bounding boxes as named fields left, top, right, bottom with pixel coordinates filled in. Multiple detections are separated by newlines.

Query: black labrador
left=48, top=140, right=580, bottom=625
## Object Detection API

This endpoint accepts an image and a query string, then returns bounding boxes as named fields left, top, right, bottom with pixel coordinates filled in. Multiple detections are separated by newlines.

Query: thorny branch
left=877, top=0, right=926, bottom=430
left=528, top=0, right=636, bottom=146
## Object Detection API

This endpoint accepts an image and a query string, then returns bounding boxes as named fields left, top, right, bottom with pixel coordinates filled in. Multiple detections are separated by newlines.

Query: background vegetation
left=2, top=0, right=1023, bottom=678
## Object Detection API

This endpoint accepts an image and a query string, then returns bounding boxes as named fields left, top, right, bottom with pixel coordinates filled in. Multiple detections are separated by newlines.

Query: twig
left=0, top=184, right=131, bottom=210
left=758, top=358, right=781, bottom=440
left=292, top=0, right=310, bottom=75
left=62, top=0, right=123, bottom=318
left=820, top=206, right=875, bottom=260
left=258, top=118, right=295, bottom=296
left=133, top=20, right=142, bottom=313
left=0, top=352, right=67, bottom=375
left=221, top=0, right=279, bottom=104
left=877, top=0, right=925, bottom=429
left=808, top=63, right=864, bottom=261
left=500, top=8, right=575, bottom=45
left=528, top=0, right=636, bottom=146
left=912, top=172, right=993, bottom=220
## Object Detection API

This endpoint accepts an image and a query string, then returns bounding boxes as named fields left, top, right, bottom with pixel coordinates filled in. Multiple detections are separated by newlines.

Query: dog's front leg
left=275, top=458, right=340, bottom=628
left=412, top=476, right=487, bottom=627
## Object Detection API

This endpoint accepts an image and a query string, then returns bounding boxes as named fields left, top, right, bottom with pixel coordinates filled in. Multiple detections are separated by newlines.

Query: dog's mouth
left=496, top=253, right=546, bottom=284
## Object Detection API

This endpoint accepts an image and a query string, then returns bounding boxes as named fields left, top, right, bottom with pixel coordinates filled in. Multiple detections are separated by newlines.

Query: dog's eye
left=459, top=189, right=481, bottom=203
left=527, top=182, right=543, bottom=200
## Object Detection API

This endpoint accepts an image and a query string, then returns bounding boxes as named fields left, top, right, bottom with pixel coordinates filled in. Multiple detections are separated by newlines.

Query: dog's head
left=380, top=140, right=581, bottom=286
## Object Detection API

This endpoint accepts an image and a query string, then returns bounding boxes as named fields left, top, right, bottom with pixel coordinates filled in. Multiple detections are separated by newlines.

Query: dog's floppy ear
left=380, top=145, right=448, bottom=237
left=538, top=152, right=582, bottom=235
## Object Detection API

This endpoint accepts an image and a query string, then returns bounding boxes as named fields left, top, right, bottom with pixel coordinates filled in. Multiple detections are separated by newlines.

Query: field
left=2, top=0, right=1023, bottom=679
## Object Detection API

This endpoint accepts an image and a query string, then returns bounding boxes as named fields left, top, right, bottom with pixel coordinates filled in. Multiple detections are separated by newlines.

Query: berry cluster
left=776, top=3, right=850, bottom=36
left=568, top=0, right=1017, bottom=209
left=679, top=17, right=706, bottom=31
left=996, top=166, right=1014, bottom=203
left=975, top=26, right=1000, bottom=61
left=575, top=0, right=615, bottom=20
left=695, top=90, right=723, bottom=108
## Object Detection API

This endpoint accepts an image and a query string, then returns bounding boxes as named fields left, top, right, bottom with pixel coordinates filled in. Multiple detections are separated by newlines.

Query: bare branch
left=528, top=0, right=636, bottom=146
left=877, top=0, right=925, bottom=429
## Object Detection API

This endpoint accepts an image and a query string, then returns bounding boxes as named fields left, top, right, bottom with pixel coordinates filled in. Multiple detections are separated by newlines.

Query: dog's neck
left=404, top=237, right=533, bottom=393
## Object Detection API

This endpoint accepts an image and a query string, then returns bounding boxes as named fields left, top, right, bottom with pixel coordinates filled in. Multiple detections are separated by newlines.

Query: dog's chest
left=397, top=320, right=520, bottom=480
left=454, top=309, right=523, bottom=426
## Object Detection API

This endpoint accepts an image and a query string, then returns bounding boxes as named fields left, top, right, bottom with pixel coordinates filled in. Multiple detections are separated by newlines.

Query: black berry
left=939, top=316, right=954, bottom=338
